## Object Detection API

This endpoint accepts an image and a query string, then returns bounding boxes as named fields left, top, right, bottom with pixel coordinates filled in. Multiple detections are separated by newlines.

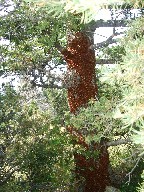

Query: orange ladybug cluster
left=61, top=32, right=110, bottom=192
left=74, top=145, right=110, bottom=192
left=61, top=32, right=97, bottom=113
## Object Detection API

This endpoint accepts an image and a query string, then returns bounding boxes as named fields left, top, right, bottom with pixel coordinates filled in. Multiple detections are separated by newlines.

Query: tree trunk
left=61, top=32, right=110, bottom=192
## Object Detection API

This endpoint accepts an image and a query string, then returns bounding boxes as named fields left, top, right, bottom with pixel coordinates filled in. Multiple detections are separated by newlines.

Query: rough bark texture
left=61, top=32, right=110, bottom=192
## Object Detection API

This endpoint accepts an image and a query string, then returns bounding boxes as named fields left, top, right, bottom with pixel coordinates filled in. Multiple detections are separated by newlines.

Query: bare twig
left=125, top=157, right=141, bottom=184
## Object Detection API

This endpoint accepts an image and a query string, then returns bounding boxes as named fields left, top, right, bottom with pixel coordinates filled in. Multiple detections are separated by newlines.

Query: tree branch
left=106, top=138, right=132, bottom=147
left=30, top=80, right=63, bottom=89
left=28, top=66, right=65, bottom=89
left=95, top=35, right=116, bottom=49
left=94, top=31, right=124, bottom=49
left=125, top=157, right=142, bottom=184
left=84, top=20, right=128, bottom=31
left=96, top=59, right=118, bottom=64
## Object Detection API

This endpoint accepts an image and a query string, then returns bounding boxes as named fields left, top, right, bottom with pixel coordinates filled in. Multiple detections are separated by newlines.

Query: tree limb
left=96, top=20, right=128, bottom=28
left=84, top=20, right=128, bottom=31
left=95, top=35, right=116, bottom=49
left=94, top=31, right=124, bottom=49
left=96, top=59, right=119, bottom=64
left=30, top=80, right=63, bottom=89
left=106, top=138, right=132, bottom=147
left=28, top=66, right=65, bottom=89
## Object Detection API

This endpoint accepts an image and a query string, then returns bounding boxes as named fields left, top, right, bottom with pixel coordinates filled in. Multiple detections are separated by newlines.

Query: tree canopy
left=0, top=0, right=144, bottom=191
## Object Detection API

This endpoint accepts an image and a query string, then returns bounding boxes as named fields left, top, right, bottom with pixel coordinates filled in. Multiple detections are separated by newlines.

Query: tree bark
left=61, top=32, right=110, bottom=192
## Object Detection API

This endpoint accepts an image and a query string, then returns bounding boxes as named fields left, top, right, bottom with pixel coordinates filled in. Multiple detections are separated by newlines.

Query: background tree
left=0, top=0, right=144, bottom=191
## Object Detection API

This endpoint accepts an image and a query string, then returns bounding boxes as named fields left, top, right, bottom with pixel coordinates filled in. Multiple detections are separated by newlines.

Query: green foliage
left=0, top=1, right=83, bottom=73
left=99, top=16, right=144, bottom=190
left=43, top=88, right=69, bottom=118
left=1, top=0, right=144, bottom=191
left=101, top=45, right=126, bottom=62
left=64, top=67, right=125, bottom=148
left=0, top=85, right=74, bottom=191
left=125, top=17, right=144, bottom=41
left=120, top=160, right=144, bottom=192
left=69, top=96, right=122, bottom=144
left=100, top=34, right=144, bottom=132
left=132, top=126, right=144, bottom=157
left=137, top=171, right=144, bottom=191
left=25, top=0, right=144, bottom=23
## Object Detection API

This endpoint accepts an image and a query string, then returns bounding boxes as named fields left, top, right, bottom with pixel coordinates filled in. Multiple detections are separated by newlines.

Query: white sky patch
left=0, top=74, right=20, bottom=91
left=0, top=0, right=14, bottom=16
left=95, top=9, right=112, bottom=20
left=0, top=37, right=10, bottom=45
left=94, top=27, right=113, bottom=44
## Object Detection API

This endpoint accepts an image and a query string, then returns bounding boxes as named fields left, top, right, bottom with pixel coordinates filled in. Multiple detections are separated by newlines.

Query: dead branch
left=125, top=157, right=142, bottom=184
